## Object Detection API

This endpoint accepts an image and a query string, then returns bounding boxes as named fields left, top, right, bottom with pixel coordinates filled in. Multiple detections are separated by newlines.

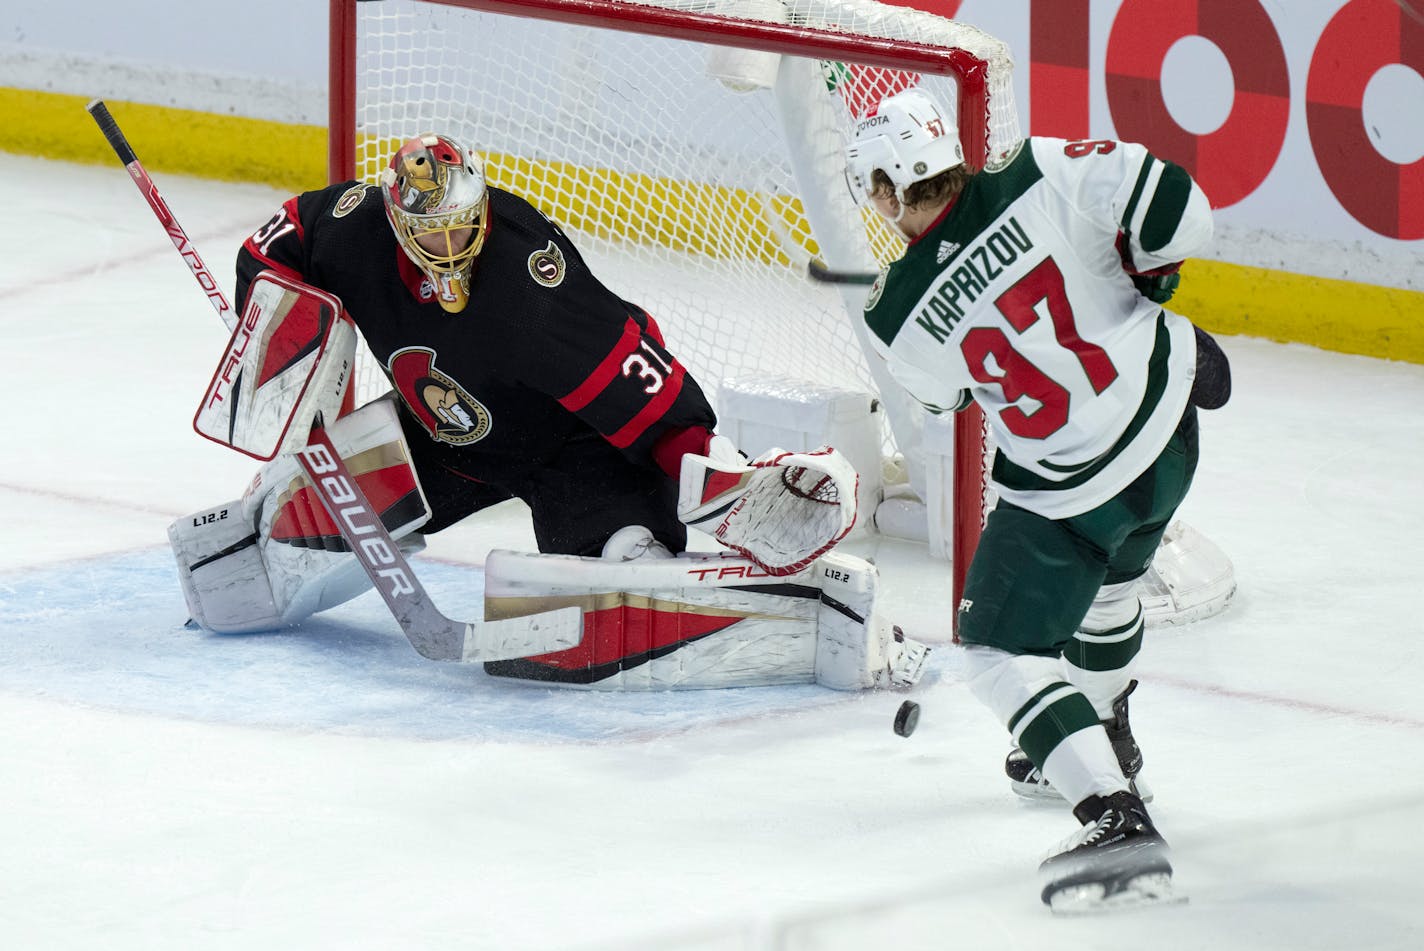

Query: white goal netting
left=343, top=0, right=1020, bottom=416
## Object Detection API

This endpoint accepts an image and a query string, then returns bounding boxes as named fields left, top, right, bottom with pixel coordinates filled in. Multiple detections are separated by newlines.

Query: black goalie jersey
left=235, top=180, right=717, bottom=492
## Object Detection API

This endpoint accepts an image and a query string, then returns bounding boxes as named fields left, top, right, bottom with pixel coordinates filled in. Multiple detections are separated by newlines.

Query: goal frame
left=325, top=0, right=990, bottom=623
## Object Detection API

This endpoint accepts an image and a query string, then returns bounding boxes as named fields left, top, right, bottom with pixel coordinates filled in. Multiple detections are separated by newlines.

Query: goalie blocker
left=194, top=270, right=357, bottom=461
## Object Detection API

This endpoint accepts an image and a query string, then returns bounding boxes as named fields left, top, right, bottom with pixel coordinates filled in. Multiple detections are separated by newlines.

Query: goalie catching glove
left=677, top=435, right=859, bottom=575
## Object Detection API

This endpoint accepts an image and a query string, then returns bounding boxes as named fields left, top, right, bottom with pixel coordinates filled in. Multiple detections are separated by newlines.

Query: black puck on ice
left=893, top=700, right=920, bottom=737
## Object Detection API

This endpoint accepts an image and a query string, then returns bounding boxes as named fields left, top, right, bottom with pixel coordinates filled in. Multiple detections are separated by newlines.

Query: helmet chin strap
left=883, top=191, right=919, bottom=242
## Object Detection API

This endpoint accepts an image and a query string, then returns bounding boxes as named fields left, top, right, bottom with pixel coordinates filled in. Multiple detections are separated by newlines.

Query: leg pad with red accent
left=482, top=549, right=929, bottom=690
left=171, top=400, right=430, bottom=633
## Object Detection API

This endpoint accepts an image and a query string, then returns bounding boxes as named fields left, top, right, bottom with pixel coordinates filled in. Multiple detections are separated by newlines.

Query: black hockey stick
left=87, top=99, right=583, bottom=662
left=295, top=421, right=582, bottom=662
left=807, top=259, right=880, bottom=286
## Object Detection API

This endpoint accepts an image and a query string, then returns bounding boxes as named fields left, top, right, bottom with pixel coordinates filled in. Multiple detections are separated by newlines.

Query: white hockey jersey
left=861, top=137, right=1213, bottom=518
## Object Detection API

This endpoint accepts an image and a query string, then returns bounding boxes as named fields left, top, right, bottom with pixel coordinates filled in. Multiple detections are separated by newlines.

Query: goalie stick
left=86, top=99, right=583, bottom=662
left=295, top=420, right=582, bottom=662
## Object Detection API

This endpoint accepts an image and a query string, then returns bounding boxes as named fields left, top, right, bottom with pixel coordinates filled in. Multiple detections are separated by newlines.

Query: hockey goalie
left=168, top=131, right=929, bottom=691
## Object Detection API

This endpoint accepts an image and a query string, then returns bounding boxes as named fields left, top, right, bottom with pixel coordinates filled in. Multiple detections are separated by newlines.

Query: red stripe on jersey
left=651, top=425, right=713, bottom=479
left=251, top=258, right=304, bottom=285
left=242, top=196, right=305, bottom=275
left=642, top=309, right=666, bottom=347
left=558, top=317, right=643, bottom=412
left=608, top=362, right=686, bottom=449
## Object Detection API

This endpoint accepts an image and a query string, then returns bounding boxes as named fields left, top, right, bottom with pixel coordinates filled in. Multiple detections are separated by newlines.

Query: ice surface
left=2, top=154, right=1422, bottom=949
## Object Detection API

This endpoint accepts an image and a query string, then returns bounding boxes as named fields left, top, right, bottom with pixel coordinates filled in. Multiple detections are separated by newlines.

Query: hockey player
left=241, top=132, right=719, bottom=557
left=170, top=132, right=927, bottom=692
left=844, top=89, right=1230, bottom=911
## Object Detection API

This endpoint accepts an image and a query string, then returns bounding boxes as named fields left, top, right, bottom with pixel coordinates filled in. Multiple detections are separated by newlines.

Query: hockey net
left=328, top=0, right=1022, bottom=608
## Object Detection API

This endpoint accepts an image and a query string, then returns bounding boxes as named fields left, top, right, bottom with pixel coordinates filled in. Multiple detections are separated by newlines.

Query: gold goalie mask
left=381, top=132, right=491, bottom=314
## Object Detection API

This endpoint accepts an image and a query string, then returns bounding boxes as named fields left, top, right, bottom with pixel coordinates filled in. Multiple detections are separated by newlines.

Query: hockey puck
left=893, top=700, right=920, bottom=737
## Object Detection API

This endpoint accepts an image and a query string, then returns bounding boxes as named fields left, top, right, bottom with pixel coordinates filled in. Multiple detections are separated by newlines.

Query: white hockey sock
left=1039, top=726, right=1132, bottom=808
left=963, top=645, right=1127, bottom=803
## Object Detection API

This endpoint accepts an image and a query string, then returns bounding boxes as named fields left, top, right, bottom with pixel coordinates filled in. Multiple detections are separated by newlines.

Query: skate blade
left=1047, top=872, right=1185, bottom=916
left=1011, top=779, right=1067, bottom=802
left=1011, top=777, right=1153, bottom=804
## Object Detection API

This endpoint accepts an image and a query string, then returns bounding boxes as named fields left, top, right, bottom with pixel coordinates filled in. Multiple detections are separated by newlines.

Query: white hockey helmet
left=381, top=133, right=491, bottom=312
left=844, top=88, right=965, bottom=207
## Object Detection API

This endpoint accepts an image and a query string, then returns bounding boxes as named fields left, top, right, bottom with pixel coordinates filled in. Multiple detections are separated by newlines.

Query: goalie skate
left=1039, top=791, right=1184, bottom=915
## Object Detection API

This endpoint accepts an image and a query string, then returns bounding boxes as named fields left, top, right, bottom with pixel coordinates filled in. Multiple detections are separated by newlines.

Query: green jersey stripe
left=1120, top=155, right=1156, bottom=235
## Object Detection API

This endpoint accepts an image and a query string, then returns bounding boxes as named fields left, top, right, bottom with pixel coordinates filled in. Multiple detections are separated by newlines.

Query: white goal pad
left=172, top=400, right=430, bottom=634
left=480, top=548, right=928, bottom=690
left=1135, top=520, right=1236, bottom=627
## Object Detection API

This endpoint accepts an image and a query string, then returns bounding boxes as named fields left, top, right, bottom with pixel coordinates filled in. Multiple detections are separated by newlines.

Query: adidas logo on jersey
left=937, top=240, right=961, bottom=264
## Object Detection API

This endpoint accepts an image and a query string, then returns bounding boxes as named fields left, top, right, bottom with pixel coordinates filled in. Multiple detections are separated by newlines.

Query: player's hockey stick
left=85, top=99, right=237, bottom=332
left=295, top=421, right=583, bottom=662
left=755, top=200, right=881, bottom=289
left=86, top=99, right=583, bottom=662
left=807, top=259, right=879, bottom=286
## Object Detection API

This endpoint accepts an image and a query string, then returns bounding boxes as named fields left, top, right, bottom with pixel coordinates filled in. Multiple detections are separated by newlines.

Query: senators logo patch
left=527, top=241, right=566, bottom=287
left=333, top=184, right=373, bottom=218
left=387, top=346, right=492, bottom=445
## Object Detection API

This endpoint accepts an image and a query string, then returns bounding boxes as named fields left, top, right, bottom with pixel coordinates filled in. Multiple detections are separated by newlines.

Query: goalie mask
left=381, top=133, right=491, bottom=314
left=845, top=88, right=965, bottom=212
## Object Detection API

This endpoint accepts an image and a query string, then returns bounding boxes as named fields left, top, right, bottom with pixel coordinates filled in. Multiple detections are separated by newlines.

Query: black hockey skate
left=1006, top=680, right=1151, bottom=802
left=1039, top=790, right=1181, bottom=914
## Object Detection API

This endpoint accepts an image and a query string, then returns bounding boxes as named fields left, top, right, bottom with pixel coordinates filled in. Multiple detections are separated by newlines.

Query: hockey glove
left=678, top=436, right=859, bottom=576
left=1132, top=272, right=1180, bottom=304
left=1190, top=324, right=1232, bottom=409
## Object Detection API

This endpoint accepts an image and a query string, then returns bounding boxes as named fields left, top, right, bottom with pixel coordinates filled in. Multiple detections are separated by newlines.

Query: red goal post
left=325, top=0, right=1022, bottom=622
